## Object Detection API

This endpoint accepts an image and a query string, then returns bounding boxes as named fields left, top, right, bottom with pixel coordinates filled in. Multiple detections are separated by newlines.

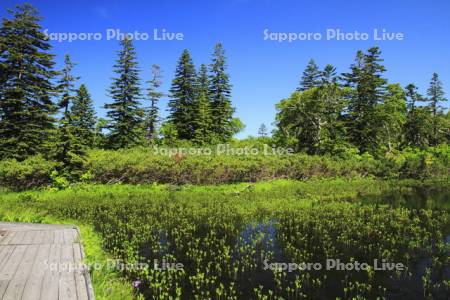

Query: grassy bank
left=0, top=144, right=449, bottom=190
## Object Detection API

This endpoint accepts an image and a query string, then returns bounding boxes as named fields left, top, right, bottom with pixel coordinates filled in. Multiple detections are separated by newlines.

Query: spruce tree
left=258, top=123, right=268, bottom=138
left=168, top=49, right=197, bottom=140
left=318, top=65, right=347, bottom=154
left=54, top=54, right=86, bottom=178
left=145, top=64, right=164, bottom=144
left=321, top=64, right=338, bottom=84
left=193, top=64, right=213, bottom=144
left=343, top=47, right=387, bottom=153
left=426, top=73, right=447, bottom=145
left=298, top=59, right=321, bottom=91
left=209, top=43, right=235, bottom=142
left=57, top=55, right=79, bottom=121
left=104, top=36, right=143, bottom=149
left=71, top=84, right=96, bottom=146
left=0, top=4, right=58, bottom=160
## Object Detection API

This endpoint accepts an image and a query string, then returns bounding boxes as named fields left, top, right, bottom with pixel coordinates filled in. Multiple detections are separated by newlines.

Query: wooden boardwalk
left=0, top=222, right=95, bottom=300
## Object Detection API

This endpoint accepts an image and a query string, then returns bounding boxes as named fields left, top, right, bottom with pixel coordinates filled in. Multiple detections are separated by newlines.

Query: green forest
left=0, top=4, right=449, bottom=187
left=0, top=4, right=449, bottom=300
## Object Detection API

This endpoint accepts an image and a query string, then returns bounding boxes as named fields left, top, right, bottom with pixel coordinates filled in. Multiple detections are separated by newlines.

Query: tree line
left=274, top=48, right=449, bottom=155
left=0, top=4, right=237, bottom=176
left=1, top=4, right=449, bottom=180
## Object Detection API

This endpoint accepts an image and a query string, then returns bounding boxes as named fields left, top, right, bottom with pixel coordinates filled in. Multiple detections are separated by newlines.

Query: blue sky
left=1, top=0, right=449, bottom=137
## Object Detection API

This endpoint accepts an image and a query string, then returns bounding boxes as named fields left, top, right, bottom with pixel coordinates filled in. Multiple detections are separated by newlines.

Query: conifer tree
left=57, top=55, right=79, bottom=120
left=321, top=64, right=338, bottom=84
left=145, top=64, right=163, bottom=144
left=298, top=59, right=321, bottom=91
left=193, top=64, right=213, bottom=144
left=258, top=123, right=268, bottom=138
left=426, top=73, right=447, bottom=145
left=0, top=4, right=58, bottom=160
left=343, top=47, right=387, bottom=153
left=104, top=36, right=143, bottom=149
left=209, top=43, right=235, bottom=141
left=71, top=84, right=96, bottom=146
left=318, top=64, right=347, bottom=153
left=168, top=49, right=197, bottom=140
left=54, top=54, right=86, bottom=178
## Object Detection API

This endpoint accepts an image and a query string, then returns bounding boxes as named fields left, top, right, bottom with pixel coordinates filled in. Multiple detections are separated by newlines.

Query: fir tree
left=193, top=64, right=213, bottom=144
left=298, top=59, right=321, bottom=91
left=104, top=36, right=143, bottom=149
left=209, top=43, right=235, bottom=141
left=145, top=64, right=163, bottom=144
left=57, top=55, right=79, bottom=120
left=54, top=54, right=86, bottom=178
left=71, top=84, right=96, bottom=146
left=343, top=47, right=387, bottom=153
left=168, top=49, right=197, bottom=140
left=258, top=123, right=268, bottom=138
left=321, top=64, right=338, bottom=84
left=0, top=4, right=58, bottom=160
left=426, top=73, right=447, bottom=145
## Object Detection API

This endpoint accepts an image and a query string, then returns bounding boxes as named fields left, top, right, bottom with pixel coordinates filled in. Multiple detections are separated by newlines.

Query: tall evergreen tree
left=258, top=123, right=268, bottom=138
left=168, top=49, right=197, bottom=140
left=209, top=43, right=235, bottom=141
left=426, top=73, right=447, bottom=145
left=298, top=59, right=321, bottom=91
left=193, top=64, right=213, bottom=144
left=318, top=66, right=347, bottom=154
left=343, top=47, right=387, bottom=153
left=54, top=54, right=86, bottom=178
left=57, top=55, right=79, bottom=120
left=321, top=64, right=338, bottom=84
left=71, top=84, right=96, bottom=146
left=0, top=4, right=58, bottom=160
left=145, top=64, right=163, bottom=144
left=104, top=36, right=143, bottom=149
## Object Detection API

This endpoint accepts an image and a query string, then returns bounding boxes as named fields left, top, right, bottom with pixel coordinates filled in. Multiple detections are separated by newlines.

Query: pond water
left=359, top=185, right=450, bottom=211
left=139, top=187, right=450, bottom=299
left=234, top=188, right=450, bottom=299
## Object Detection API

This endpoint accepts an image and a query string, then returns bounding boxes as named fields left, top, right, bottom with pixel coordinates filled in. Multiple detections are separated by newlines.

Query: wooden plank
left=40, top=244, right=61, bottom=300
left=0, top=280, right=10, bottom=299
left=0, top=232, right=15, bottom=245
left=9, top=232, right=26, bottom=245
left=59, top=244, right=77, bottom=300
left=0, top=223, right=94, bottom=300
left=0, top=245, right=27, bottom=281
left=21, top=231, right=35, bottom=245
left=54, top=230, right=64, bottom=244
left=71, top=228, right=79, bottom=244
left=73, top=244, right=89, bottom=300
left=43, top=230, right=54, bottom=245
left=31, top=231, right=45, bottom=245
left=21, top=244, right=51, bottom=300
left=63, top=229, right=75, bottom=244
left=0, top=246, right=15, bottom=268
left=2, top=244, right=39, bottom=299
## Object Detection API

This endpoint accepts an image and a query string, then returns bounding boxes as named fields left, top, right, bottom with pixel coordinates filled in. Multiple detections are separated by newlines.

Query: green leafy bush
left=0, top=145, right=448, bottom=190
left=0, top=155, right=58, bottom=190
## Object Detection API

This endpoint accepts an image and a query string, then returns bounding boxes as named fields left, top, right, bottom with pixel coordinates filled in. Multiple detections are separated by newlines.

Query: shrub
left=0, top=155, right=58, bottom=190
